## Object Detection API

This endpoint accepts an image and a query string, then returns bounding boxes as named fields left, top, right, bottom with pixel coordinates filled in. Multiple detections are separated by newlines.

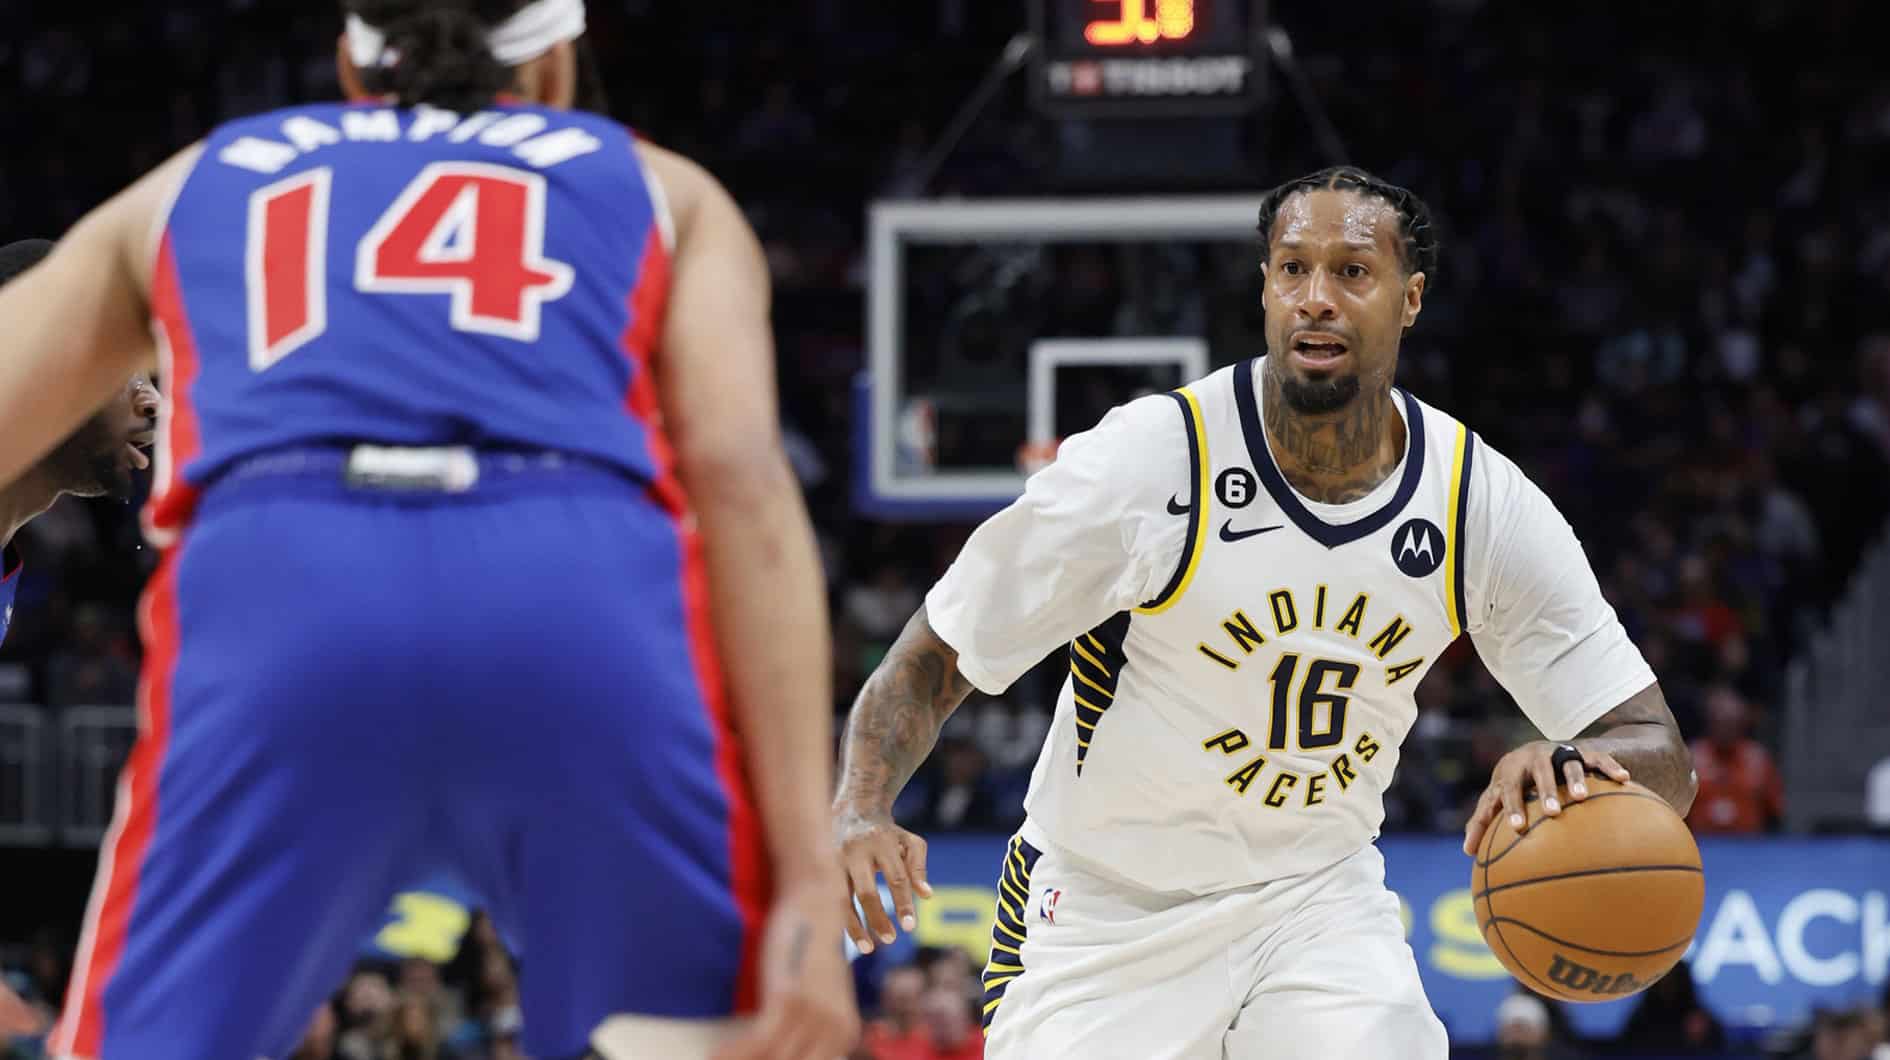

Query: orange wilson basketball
left=1473, top=776, right=1704, bottom=1003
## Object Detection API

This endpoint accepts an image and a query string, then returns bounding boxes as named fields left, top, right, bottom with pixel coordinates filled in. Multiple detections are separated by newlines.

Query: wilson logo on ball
left=1545, top=954, right=1646, bottom=997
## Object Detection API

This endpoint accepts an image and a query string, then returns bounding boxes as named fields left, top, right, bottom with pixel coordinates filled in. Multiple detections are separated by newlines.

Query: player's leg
left=981, top=831, right=1239, bottom=1060
left=1224, top=845, right=1447, bottom=1060
left=429, top=481, right=764, bottom=1059
left=52, top=503, right=431, bottom=1059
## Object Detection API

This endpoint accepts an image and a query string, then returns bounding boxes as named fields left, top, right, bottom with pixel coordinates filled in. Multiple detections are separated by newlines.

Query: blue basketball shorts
left=52, top=448, right=769, bottom=1060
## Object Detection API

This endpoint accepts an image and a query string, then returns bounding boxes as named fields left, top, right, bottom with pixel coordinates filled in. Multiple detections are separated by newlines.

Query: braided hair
left=341, top=0, right=528, bottom=113
left=1254, top=166, right=1439, bottom=282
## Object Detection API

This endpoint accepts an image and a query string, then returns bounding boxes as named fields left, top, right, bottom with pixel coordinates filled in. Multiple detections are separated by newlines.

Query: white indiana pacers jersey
left=927, top=357, right=1653, bottom=895
left=1019, top=359, right=1474, bottom=892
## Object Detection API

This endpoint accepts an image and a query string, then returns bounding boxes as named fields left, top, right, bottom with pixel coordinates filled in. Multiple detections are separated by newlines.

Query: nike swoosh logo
left=1219, top=520, right=1283, bottom=543
left=1167, top=495, right=1191, bottom=516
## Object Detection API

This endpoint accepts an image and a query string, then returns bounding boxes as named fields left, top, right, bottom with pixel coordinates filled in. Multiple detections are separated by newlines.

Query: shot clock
left=1031, top=0, right=1266, bottom=116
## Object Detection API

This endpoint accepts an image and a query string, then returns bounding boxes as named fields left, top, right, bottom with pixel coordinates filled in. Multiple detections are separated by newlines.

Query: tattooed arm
left=830, top=392, right=1192, bottom=950
left=832, top=608, right=974, bottom=953
left=1570, top=682, right=1696, bottom=812
left=1462, top=681, right=1697, bottom=854
left=835, top=607, right=974, bottom=817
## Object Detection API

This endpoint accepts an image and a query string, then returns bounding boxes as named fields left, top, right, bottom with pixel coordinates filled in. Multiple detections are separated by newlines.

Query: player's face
left=1260, top=189, right=1425, bottom=414
left=42, top=374, right=159, bottom=501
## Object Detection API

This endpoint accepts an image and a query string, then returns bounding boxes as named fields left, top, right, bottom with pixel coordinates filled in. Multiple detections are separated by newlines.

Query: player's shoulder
left=1083, top=383, right=1207, bottom=448
left=1398, top=390, right=1530, bottom=499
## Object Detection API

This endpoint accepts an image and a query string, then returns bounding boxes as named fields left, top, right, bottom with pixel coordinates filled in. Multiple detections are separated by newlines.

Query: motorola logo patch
left=1391, top=518, right=1446, bottom=577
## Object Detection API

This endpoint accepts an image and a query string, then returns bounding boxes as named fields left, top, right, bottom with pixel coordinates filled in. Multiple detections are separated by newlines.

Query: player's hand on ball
left=1462, top=740, right=1631, bottom=855
left=713, top=875, right=861, bottom=1060
left=834, top=810, right=931, bottom=952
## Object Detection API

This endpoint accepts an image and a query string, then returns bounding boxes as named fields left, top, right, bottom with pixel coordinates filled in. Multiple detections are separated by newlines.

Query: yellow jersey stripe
left=1136, top=386, right=1210, bottom=615
left=1071, top=639, right=1112, bottom=678
left=998, top=877, right=1027, bottom=909
left=1074, top=714, right=1095, bottom=731
left=1073, top=693, right=1107, bottom=715
left=1072, top=668, right=1113, bottom=699
left=1443, top=423, right=1469, bottom=637
left=1083, top=633, right=1106, bottom=655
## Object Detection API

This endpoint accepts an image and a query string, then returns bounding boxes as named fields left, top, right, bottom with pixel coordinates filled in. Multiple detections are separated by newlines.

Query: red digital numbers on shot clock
left=1084, top=0, right=1197, bottom=46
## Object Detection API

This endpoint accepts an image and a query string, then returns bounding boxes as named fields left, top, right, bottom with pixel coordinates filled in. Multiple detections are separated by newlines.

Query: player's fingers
left=839, top=890, right=873, bottom=955
left=904, top=831, right=934, bottom=900
left=1562, top=755, right=1590, bottom=799
left=1532, top=755, right=1563, bottom=817
left=1498, top=766, right=1528, bottom=833
left=842, top=859, right=887, bottom=954
left=874, top=845, right=915, bottom=943
left=1463, top=786, right=1498, bottom=855
left=1588, top=749, right=1631, bottom=782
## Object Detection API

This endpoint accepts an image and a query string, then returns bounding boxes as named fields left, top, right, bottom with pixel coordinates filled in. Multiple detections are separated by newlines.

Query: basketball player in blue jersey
left=0, top=239, right=157, bottom=1044
left=0, top=239, right=160, bottom=649
left=0, top=3, right=856, bottom=1058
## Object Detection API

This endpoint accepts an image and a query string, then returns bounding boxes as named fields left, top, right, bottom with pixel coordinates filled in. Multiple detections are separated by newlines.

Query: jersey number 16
left=244, top=162, right=576, bottom=370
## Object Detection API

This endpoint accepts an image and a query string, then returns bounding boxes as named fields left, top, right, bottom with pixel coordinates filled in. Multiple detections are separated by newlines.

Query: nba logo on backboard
left=1037, top=887, right=1063, bottom=925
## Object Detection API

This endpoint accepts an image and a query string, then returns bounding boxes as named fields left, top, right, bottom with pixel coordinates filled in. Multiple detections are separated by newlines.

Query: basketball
left=1473, top=776, right=1705, bottom=1003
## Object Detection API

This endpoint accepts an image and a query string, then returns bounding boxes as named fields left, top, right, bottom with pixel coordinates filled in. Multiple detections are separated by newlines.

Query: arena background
left=2, top=2, right=1889, bottom=1058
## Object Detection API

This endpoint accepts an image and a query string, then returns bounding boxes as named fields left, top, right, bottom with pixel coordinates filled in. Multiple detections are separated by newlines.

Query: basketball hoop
left=1015, top=437, right=1062, bottom=476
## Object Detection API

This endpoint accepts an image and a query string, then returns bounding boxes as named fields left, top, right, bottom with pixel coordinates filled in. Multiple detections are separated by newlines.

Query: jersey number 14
left=244, top=162, right=576, bottom=370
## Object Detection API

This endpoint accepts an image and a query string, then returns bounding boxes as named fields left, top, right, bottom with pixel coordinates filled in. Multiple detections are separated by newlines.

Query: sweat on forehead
left=1270, top=190, right=1402, bottom=251
left=1254, top=166, right=1439, bottom=280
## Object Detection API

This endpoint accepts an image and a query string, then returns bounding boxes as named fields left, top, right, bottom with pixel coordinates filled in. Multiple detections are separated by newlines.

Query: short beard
left=1279, top=372, right=1361, bottom=414
left=42, top=420, right=131, bottom=502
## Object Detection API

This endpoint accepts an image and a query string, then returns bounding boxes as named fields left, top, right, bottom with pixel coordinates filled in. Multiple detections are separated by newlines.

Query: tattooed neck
left=1261, top=361, right=1405, bottom=505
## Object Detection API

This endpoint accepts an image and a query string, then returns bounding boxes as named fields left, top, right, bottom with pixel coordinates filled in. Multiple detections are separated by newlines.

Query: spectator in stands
left=1688, top=685, right=1786, bottom=833
left=845, top=563, right=923, bottom=647
left=1866, top=756, right=1890, bottom=832
left=872, top=987, right=982, bottom=1060
left=337, top=967, right=398, bottom=1060
left=1615, top=961, right=1725, bottom=1054
left=911, top=739, right=1000, bottom=832
left=1493, top=993, right=1579, bottom=1060
left=388, top=990, right=444, bottom=1060
left=45, top=602, right=138, bottom=707
left=289, top=999, right=339, bottom=1060
left=1797, top=1006, right=1884, bottom=1060
left=863, top=964, right=928, bottom=1058
left=1667, top=554, right=1746, bottom=655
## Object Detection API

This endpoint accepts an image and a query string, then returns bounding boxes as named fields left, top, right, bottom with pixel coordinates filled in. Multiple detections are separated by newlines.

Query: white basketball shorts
left=979, top=823, right=1448, bottom=1059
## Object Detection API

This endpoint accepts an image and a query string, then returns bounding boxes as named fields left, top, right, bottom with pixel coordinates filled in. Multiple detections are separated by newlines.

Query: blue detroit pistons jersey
left=147, top=101, right=672, bottom=534
left=0, top=545, right=19, bottom=644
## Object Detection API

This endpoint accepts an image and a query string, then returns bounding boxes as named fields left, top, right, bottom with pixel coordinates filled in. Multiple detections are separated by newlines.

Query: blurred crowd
left=4, top=0, right=1890, bottom=1056
left=2, top=912, right=526, bottom=1060
left=840, top=952, right=1890, bottom=1060
left=3, top=0, right=1889, bottom=838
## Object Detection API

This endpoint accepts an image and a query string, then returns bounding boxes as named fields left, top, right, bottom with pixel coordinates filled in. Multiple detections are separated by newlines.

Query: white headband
left=346, top=0, right=586, bottom=71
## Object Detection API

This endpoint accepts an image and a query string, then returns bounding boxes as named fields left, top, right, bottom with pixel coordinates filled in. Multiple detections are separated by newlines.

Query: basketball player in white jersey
left=833, top=167, right=1698, bottom=1058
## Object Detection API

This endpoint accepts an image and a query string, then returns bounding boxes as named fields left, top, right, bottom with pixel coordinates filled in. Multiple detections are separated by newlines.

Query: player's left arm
left=1460, top=446, right=1697, bottom=855
left=0, top=144, right=198, bottom=491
